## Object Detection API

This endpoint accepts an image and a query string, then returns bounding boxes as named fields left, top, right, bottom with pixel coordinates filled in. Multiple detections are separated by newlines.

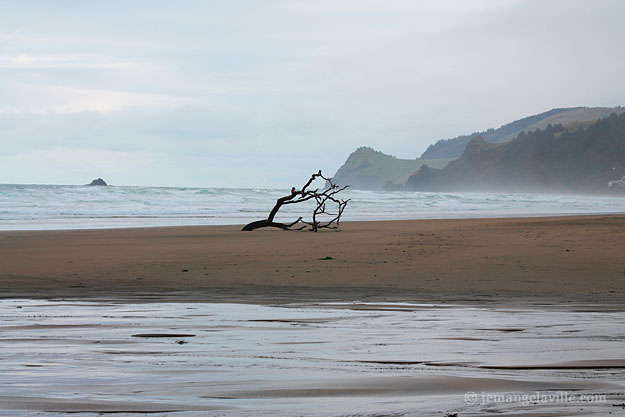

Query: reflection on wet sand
left=0, top=300, right=623, bottom=416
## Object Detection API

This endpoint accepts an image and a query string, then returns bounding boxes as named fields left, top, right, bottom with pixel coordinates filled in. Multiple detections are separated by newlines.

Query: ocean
left=1, top=183, right=624, bottom=230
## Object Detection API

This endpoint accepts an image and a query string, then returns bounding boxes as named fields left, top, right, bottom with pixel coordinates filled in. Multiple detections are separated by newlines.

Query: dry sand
left=1, top=215, right=624, bottom=302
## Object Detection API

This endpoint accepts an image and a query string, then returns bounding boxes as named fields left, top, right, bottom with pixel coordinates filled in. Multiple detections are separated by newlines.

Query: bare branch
left=241, top=170, right=349, bottom=232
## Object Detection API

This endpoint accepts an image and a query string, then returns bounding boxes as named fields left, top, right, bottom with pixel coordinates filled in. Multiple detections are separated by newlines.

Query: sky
left=1, top=0, right=624, bottom=188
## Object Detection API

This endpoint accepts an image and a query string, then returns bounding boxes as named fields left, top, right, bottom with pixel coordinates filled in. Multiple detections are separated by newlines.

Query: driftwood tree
left=242, top=170, right=349, bottom=232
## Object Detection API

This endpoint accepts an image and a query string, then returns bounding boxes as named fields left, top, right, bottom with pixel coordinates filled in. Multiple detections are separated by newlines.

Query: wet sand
left=1, top=299, right=624, bottom=416
left=1, top=215, right=625, bottom=302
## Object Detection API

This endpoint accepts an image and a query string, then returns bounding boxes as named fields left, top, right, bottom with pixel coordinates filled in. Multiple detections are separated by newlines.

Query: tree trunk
left=241, top=194, right=297, bottom=231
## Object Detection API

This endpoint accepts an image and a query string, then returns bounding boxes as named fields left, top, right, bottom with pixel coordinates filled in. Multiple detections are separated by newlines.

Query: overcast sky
left=1, top=0, right=624, bottom=187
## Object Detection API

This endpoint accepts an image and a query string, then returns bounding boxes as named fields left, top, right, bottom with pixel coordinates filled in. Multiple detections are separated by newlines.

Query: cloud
left=0, top=0, right=624, bottom=187
left=0, top=54, right=139, bottom=70
left=0, top=83, right=191, bottom=113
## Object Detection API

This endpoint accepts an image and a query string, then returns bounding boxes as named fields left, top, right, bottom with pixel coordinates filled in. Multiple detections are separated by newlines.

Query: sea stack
left=86, top=178, right=108, bottom=186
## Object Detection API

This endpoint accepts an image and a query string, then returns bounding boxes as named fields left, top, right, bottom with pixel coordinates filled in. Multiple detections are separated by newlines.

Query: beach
left=2, top=216, right=625, bottom=416
left=1, top=299, right=624, bottom=416
left=1, top=215, right=624, bottom=302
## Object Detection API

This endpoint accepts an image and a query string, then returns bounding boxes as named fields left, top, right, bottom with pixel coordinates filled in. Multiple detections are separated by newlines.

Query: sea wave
left=0, top=184, right=624, bottom=230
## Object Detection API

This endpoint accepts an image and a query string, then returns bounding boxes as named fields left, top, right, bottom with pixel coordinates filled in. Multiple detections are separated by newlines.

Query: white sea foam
left=1, top=184, right=624, bottom=230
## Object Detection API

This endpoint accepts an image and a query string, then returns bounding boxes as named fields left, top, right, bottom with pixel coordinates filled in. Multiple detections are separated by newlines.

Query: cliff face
left=420, top=106, right=625, bottom=160
left=331, top=147, right=451, bottom=190
left=406, top=113, right=625, bottom=194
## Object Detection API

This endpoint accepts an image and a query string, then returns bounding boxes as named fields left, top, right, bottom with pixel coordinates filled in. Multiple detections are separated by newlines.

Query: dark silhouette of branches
left=241, top=170, right=349, bottom=232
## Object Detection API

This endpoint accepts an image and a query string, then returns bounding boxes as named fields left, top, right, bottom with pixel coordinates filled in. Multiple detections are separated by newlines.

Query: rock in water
left=86, top=178, right=108, bottom=186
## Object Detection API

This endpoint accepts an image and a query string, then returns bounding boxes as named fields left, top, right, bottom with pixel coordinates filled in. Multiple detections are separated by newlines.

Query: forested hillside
left=406, top=113, right=625, bottom=193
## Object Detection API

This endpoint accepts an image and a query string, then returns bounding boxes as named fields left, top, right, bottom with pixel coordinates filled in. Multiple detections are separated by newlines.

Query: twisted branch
left=241, top=170, right=349, bottom=232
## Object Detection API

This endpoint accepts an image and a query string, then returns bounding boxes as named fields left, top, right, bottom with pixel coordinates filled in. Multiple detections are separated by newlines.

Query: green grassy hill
left=331, top=147, right=452, bottom=190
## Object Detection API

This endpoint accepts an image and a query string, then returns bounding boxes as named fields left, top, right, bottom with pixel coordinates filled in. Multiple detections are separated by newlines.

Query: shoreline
left=3, top=209, right=625, bottom=233
left=2, top=215, right=625, bottom=304
left=3, top=210, right=625, bottom=231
